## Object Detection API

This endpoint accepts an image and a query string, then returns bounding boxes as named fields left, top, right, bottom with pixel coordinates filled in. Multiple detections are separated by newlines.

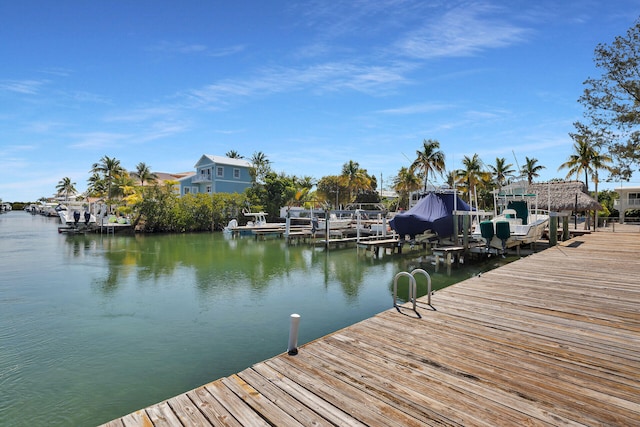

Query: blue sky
left=1, top=1, right=639, bottom=202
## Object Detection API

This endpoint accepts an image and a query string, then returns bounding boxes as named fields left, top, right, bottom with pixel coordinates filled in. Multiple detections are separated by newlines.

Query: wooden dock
left=101, top=232, right=640, bottom=426
left=356, top=237, right=403, bottom=256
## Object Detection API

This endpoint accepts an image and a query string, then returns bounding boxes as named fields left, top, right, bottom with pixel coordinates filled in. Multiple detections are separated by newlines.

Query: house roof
left=148, top=172, right=195, bottom=185
left=615, top=186, right=640, bottom=192
left=196, top=155, right=252, bottom=168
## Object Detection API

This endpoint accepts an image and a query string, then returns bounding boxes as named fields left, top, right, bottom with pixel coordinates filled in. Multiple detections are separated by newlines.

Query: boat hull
left=472, top=216, right=549, bottom=250
left=59, top=210, right=97, bottom=226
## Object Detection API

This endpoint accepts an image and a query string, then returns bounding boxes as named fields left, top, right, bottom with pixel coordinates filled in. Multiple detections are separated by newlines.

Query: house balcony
left=192, top=174, right=212, bottom=183
left=614, top=199, right=640, bottom=208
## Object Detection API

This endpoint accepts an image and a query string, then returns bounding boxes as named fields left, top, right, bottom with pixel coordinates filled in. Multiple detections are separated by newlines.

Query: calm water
left=0, top=211, right=512, bottom=426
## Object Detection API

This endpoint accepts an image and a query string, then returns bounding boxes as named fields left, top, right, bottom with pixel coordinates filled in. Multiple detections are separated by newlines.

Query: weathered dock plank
left=101, top=232, right=640, bottom=426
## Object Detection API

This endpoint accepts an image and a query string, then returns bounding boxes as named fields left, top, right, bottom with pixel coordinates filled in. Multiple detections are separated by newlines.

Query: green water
left=0, top=211, right=513, bottom=426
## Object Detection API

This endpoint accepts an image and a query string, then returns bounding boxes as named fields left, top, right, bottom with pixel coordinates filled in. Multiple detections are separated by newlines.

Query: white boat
left=314, top=213, right=353, bottom=231
left=224, top=210, right=284, bottom=234
left=244, top=211, right=269, bottom=227
left=58, top=204, right=96, bottom=227
left=222, top=219, right=238, bottom=234
left=471, top=183, right=549, bottom=252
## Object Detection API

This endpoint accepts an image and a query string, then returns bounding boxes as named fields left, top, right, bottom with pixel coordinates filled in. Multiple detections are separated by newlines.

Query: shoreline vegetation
left=4, top=143, right=628, bottom=233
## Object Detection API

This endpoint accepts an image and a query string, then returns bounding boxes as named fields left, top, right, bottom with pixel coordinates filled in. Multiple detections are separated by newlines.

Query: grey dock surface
left=101, top=231, right=640, bottom=426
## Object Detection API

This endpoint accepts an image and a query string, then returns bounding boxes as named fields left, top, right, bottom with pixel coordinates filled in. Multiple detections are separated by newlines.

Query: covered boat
left=390, top=191, right=473, bottom=239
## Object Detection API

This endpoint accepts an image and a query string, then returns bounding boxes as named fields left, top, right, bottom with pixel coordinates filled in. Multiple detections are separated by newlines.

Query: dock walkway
left=102, top=232, right=640, bottom=426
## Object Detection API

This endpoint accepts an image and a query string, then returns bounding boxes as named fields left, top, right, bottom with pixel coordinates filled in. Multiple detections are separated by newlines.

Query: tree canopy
left=579, top=19, right=640, bottom=181
left=521, top=157, right=545, bottom=185
left=410, top=139, right=445, bottom=191
left=56, top=177, right=77, bottom=201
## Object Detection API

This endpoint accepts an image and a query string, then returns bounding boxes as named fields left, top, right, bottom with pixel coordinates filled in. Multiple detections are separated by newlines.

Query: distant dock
left=101, top=231, right=640, bottom=426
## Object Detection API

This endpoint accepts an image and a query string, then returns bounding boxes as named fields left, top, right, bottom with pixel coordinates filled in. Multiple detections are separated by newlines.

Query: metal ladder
left=393, top=269, right=432, bottom=316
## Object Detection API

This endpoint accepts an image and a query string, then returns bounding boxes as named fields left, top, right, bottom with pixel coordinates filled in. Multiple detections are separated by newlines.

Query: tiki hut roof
left=528, top=181, right=601, bottom=212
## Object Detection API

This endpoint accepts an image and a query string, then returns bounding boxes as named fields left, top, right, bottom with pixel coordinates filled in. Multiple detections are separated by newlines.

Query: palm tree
left=591, top=149, right=613, bottom=229
left=559, top=132, right=613, bottom=229
left=250, top=151, right=271, bottom=184
left=558, top=137, right=595, bottom=191
left=521, top=157, right=545, bottom=185
left=488, top=157, right=515, bottom=187
left=56, top=177, right=77, bottom=201
left=90, top=155, right=126, bottom=211
left=112, top=173, right=136, bottom=200
left=296, top=176, right=315, bottom=190
left=86, top=172, right=106, bottom=198
left=410, top=139, right=446, bottom=192
left=393, top=166, right=422, bottom=209
left=457, top=154, right=488, bottom=204
left=226, top=150, right=243, bottom=159
left=445, top=170, right=460, bottom=188
left=132, top=162, right=157, bottom=187
left=340, top=160, right=371, bottom=203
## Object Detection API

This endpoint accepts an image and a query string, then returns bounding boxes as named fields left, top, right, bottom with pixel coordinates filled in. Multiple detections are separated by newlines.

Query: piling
left=287, top=313, right=300, bottom=355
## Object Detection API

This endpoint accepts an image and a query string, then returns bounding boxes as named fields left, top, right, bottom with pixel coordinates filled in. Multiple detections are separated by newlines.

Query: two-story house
left=614, top=186, right=640, bottom=223
left=179, top=155, right=253, bottom=196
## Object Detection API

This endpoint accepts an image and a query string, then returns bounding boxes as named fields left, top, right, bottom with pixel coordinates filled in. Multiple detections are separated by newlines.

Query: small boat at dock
left=471, top=182, right=549, bottom=252
left=58, top=204, right=97, bottom=227
left=389, top=190, right=473, bottom=240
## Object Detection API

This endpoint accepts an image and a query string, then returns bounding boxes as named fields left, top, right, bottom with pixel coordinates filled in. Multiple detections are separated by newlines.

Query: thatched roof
left=528, top=181, right=601, bottom=212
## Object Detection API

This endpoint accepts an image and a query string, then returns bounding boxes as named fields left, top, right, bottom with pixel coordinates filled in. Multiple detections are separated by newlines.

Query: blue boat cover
left=389, top=192, right=473, bottom=238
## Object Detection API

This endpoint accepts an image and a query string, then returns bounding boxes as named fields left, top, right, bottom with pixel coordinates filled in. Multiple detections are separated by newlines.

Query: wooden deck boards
left=101, top=232, right=640, bottom=426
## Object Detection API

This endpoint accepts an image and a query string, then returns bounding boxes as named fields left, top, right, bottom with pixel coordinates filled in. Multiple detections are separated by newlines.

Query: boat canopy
left=390, top=192, right=473, bottom=238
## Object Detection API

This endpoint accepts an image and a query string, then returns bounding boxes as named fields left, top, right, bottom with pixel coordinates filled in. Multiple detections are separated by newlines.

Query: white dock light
left=287, top=313, right=300, bottom=355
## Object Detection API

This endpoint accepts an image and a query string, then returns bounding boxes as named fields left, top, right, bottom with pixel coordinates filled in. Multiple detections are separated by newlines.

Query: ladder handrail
left=393, top=268, right=433, bottom=315
left=392, top=272, right=416, bottom=312
left=410, top=268, right=432, bottom=306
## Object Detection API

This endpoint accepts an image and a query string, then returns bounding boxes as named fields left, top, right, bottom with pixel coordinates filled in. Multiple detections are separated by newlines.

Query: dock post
left=462, top=214, right=469, bottom=251
left=453, top=213, right=459, bottom=245
left=562, top=216, right=569, bottom=241
left=324, top=209, right=330, bottom=250
left=549, top=215, right=558, bottom=246
left=382, top=215, right=388, bottom=238
left=287, top=313, right=300, bottom=355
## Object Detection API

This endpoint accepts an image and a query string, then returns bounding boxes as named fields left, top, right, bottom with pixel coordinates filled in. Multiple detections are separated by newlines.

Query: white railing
left=192, top=174, right=212, bottom=183
left=614, top=199, right=640, bottom=207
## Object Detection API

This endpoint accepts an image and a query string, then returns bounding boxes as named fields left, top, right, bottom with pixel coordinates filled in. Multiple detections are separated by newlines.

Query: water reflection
left=63, top=233, right=377, bottom=300
left=62, top=232, right=514, bottom=305
left=2, top=212, right=518, bottom=427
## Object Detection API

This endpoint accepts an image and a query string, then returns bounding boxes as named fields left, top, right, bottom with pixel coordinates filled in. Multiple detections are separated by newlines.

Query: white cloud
left=69, top=132, right=131, bottom=149
left=0, top=79, right=48, bottom=95
left=377, top=102, right=454, bottom=115
left=208, top=44, right=247, bottom=57
left=149, top=41, right=208, bottom=54
left=396, top=4, right=530, bottom=59
left=184, top=60, right=414, bottom=109
left=148, top=41, right=246, bottom=57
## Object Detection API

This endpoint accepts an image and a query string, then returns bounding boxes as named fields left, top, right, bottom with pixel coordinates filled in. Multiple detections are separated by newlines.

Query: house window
left=184, top=187, right=190, bottom=195
left=233, top=168, right=240, bottom=179
left=206, top=185, right=211, bottom=193
left=216, top=166, right=224, bottom=177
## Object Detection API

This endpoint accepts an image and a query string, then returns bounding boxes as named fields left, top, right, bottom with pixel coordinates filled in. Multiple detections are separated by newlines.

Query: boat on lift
left=471, top=181, right=549, bottom=252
